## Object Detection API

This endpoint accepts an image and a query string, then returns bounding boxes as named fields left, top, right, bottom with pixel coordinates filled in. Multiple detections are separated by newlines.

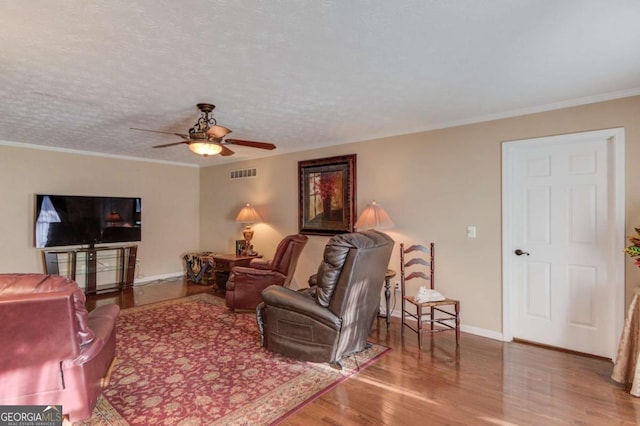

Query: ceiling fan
left=131, top=103, right=276, bottom=157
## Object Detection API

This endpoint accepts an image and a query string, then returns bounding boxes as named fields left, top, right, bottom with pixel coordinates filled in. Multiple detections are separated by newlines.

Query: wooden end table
left=184, top=252, right=259, bottom=289
left=208, top=253, right=259, bottom=291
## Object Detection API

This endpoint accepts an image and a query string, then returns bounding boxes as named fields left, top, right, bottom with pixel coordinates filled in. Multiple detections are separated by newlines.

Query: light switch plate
left=467, top=226, right=477, bottom=238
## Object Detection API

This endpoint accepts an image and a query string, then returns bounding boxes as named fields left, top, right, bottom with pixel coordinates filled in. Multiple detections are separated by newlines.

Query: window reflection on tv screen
left=35, top=195, right=141, bottom=248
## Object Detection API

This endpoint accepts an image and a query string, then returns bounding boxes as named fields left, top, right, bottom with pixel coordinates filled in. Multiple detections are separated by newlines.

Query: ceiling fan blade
left=225, top=139, right=276, bottom=150
left=219, top=145, right=235, bottom=156
left=206, top=125, right=232, bottom=139
left=131, top=128, right=190, bottom=140
left=152, top=141, right=189, bottom=148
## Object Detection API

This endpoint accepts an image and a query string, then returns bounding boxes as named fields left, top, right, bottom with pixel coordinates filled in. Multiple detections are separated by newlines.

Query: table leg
left=384, top=277, right=391, bottom=328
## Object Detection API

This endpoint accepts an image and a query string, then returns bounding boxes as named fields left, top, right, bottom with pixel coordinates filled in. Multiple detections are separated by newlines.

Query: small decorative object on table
left=625, top=228, right=640, bottom=268
left=235, top=240, right=247, bottom=256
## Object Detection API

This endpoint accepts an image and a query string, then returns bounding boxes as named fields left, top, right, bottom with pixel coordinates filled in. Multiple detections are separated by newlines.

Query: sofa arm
left=261, top=286, right=341, bottom=330
left=249, top=258, right=272, bottom=270
left=227, top=267, right=285, bottom=292
left=64, top=304, right=119, bottom=367
left=307, top=273, right=318, bottom=287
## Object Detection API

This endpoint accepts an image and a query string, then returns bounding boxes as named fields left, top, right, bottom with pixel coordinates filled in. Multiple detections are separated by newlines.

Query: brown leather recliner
left=0, top=274, right=119, bottom=422
left=256, top=230, right=394, bottom=366
left=225, top=234, right=308, bottom=311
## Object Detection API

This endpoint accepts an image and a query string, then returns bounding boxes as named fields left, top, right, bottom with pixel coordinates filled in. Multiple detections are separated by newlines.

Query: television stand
left=43, top=244, right=137, bottom=294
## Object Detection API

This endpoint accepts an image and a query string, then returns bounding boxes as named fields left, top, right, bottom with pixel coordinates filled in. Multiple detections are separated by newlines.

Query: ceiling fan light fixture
left=206, top=125, right=232, bottom=139
left=132, top=103, right=277, bottom=157
left=188, top=141, right=223, bottom=157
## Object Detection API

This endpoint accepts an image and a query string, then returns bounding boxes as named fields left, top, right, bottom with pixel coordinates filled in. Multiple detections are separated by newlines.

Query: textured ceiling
left=1, top=1, right=640, bottom=167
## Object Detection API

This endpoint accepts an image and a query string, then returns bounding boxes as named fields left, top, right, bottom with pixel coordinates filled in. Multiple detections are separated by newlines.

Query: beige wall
left=2, top=95, right=638, bottom=336
left=200, top=95, right=640, bottom=336
left=0, top=145, right=200, bottom=281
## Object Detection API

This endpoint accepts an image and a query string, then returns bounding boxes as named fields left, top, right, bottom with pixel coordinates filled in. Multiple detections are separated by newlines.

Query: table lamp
left=235, top=203, right=261, bottom=255
left=355, top=200, right=395, bottom=328
left=355, top=200, right=394, bottom=230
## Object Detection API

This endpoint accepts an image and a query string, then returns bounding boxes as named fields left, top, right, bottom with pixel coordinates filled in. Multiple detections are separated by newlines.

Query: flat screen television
left=35, top=194, right=142, bottom=248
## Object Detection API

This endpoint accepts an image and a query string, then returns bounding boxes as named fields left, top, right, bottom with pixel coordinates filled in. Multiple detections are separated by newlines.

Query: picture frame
left=298, top=154, right=356, bottom=236
left=235, top=240, right=247, bottom=256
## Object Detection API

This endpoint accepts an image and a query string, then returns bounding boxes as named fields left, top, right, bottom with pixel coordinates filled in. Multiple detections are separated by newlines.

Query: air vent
left=230, top=168, right=257, bottom=180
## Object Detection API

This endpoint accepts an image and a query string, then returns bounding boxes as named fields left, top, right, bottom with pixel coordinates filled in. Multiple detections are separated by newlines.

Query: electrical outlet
left=394, top=281, right=400, bottom=291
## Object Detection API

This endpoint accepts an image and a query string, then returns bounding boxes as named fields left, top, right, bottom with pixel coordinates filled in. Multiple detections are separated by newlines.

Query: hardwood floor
left=84, top=276, right=213, bottom=311
left=87, top=278, right=640, bottom=425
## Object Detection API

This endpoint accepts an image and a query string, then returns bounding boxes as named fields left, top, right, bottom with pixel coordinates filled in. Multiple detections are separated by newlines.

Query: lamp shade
left=235, top=203, right=261, bottom=223
left=355, top=200, right=394, bottom=229
left=188, top=141, right=223, bottom=157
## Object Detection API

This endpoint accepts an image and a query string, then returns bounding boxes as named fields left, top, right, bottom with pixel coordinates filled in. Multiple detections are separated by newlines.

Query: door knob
left=514, top=249, right=530, bottom=256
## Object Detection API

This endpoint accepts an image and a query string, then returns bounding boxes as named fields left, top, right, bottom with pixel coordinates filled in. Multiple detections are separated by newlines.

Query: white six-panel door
left=503, top=129, right=625, bottom=359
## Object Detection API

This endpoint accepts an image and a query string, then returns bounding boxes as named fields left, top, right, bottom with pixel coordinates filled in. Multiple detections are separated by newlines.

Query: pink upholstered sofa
left=0, top=274, right=119, bottom=422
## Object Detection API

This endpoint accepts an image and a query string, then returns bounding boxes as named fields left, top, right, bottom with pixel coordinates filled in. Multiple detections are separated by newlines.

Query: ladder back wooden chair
left=400, top=242, right=460, bottom=348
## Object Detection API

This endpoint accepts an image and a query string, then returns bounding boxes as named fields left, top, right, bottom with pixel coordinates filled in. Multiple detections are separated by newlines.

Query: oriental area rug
left=78, top=293, right=389, bottom=425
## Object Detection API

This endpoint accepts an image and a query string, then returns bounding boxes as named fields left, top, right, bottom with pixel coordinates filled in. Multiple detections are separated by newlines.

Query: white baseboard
left=460, top=324, right=506, bottom=342
left=129, top=280, right=507, bottom=342
left=386, top=309, right=506, bottom=342
left=134, top=272, right=184, bottom=285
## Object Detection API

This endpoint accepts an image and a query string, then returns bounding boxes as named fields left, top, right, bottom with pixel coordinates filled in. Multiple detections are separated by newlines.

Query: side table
left=379, top=269, right=396, bottom=329
left=209, top=253, right=259, bottom=291
left=184, top=252, right=259, bottom=289
left=183, top=252, right=215, bottom=285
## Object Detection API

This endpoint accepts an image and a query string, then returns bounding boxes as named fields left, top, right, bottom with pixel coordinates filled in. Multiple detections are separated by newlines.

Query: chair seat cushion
left=404, top=296, right=459, bottom=307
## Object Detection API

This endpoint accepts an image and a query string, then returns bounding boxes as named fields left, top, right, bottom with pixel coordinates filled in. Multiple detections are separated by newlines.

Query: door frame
left=501, top=128, right=625, bottom=359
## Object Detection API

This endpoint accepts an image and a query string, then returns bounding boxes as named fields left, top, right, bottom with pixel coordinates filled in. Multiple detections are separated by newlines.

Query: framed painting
left=298, top=154, right=356, bottom=236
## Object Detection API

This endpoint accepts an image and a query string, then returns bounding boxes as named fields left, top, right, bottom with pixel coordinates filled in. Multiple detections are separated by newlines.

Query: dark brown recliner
left=226, top=234, right=308, bottom=311
left=256, top=230, right=394, bottom=365
left=0, top=274, right=119, bottom=422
